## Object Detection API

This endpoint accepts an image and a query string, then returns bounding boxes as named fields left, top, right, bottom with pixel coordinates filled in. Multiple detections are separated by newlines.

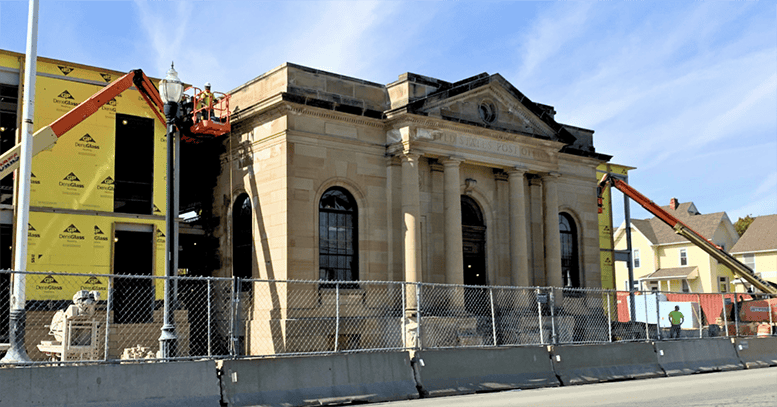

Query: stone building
left=213, top=64, right=612, bottom=353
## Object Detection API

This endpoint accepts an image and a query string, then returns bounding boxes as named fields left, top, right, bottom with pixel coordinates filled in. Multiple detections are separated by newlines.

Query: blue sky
left=1, top=1, right=775, bottom=224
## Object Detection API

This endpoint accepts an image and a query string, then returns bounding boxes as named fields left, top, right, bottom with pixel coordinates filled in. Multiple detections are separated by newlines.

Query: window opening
left=718, top=276, right=729, bottom=293
left=0, top=84, right=18, bottom=204
left=0, top=224, right=11, bottom=342
left=679, top=248, right=688, bottom=266
left=633, top=248, right=641, bottom=268
left=743, top=254, right=755, bottom=272
left=114, top=114, right=154, bottom=214
left=232, top=194, right=253, bottom=291
left=319, top=187, right=358, bottom=283
left=559, top=213, right=580, bottom=287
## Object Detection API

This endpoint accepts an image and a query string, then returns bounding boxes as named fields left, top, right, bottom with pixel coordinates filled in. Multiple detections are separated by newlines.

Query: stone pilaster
left=543, top=172, right=563, bottom=288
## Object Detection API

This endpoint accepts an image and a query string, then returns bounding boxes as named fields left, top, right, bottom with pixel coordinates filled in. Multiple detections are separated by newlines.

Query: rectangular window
left=682, top=280, right=690, bottom=293
left=114, top=114, right=154, bottom=214
left=633, top=249, right=640, bottom=268
left=648, top=281, right=659, bottom=292
left=718, top=276, right=729, bottom=293
left=743, top=254, right=756, bottom=272
left=679, top=248, right=688, bottom=266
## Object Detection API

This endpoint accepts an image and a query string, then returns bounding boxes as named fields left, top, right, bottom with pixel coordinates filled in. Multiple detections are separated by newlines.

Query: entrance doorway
left=113, top=229, right=154, bottom=324
left=461, top=196, right=487, bottom=315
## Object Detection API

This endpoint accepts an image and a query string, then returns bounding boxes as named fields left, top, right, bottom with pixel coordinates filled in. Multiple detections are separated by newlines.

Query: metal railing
left=0, top=269, right=774, bottom=365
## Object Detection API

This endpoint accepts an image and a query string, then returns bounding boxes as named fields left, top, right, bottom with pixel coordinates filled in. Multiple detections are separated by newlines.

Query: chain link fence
left=1, top=269, right=775, bottom=365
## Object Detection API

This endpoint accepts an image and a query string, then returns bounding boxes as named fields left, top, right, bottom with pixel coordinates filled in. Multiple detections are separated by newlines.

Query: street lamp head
left=159, top=62, right=184, bottom=105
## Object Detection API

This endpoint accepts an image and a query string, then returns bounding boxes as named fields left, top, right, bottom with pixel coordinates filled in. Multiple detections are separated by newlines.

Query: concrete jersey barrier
left=551, top=342, right=664, bottom=385
left=0, top=360, right=220, bottom=406
left=218, top=351, right=418, bottom=407
left=413, top=347, right=559, bottom=397
left=733, top=337, right=777, bottom=368
left=654, top=338, right=743, bottom=376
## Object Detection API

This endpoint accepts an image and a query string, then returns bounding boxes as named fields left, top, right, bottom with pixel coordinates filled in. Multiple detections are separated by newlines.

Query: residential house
left=614, top=198, right=740, bottom=293
left=730, top=214, right=777, bottom=292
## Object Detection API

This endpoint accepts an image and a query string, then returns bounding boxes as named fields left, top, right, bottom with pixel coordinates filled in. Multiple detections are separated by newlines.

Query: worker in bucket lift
left=197, top=82, right=217, bottom=122
left=669, top=305, right=685, bottom=339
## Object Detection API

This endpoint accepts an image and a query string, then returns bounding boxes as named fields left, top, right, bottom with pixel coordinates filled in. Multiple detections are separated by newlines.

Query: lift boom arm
left=0, top=70, right=165, bottom=181
left=598, top=173, right=777, bottom=295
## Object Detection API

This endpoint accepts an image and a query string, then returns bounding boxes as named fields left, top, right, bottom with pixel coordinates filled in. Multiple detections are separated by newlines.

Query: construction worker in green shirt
left=669, top=305, right=684, bottom=339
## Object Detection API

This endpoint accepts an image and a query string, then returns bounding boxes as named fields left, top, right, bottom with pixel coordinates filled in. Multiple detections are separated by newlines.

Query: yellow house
left=614, top=198, right=740, bottom=293
left=730, top=214, right=777, bottom=292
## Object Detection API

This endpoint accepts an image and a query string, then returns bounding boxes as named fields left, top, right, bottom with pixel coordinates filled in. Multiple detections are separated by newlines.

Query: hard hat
left=204, top=82, right=211, bottom=88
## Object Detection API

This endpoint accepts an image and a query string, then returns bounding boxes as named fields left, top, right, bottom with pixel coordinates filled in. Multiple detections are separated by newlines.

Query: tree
left=734, top=215, right=755, bottom=237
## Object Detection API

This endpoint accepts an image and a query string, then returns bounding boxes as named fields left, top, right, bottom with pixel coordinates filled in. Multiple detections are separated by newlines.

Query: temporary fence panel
left=1, top=269, right=774, bottom=366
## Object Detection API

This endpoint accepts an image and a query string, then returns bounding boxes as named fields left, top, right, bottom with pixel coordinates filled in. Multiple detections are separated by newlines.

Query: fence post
left=655, top=292, right=662, bottom=341
left=334, top=282, right=340, bottom=352
left=537, top=288, right=544, bottom=345
left=697, top=293, right=703, bottom=339
left=416, top=283, right=421, bottom=350
left=643, top=292, right=650, bottom=341
left=104, top=281, right=112, bottom=361
left=721, top=293, right=729, bottom=338
left=490, top=287, right=497, bottom=346
left=550, top=289, right=557, bottom=345
left=606, top=291, right=612, bottom=342
left=769, top=294, right=774, bottom=336
left=401, top=282, right=407, bottom=349
left=230, top=277, right=238, bottom=356
left=735, top=295, right=740, bottom=337
left=207, top=278, right=212, bottom=357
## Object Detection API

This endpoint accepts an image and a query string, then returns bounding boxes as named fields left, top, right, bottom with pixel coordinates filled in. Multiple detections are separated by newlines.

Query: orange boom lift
left=0, top=69, right=231, bottom=180
left=598, top=173, right=777, bottom=336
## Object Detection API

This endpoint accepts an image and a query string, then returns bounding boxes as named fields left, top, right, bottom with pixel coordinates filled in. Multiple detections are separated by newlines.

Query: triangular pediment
left=407, top=74, right=575, bottom=144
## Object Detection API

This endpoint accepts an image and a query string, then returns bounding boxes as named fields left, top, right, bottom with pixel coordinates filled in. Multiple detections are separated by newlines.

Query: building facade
left=213, top=64, right=612, bottom=352
left=0, top=50, right=218, bottom=355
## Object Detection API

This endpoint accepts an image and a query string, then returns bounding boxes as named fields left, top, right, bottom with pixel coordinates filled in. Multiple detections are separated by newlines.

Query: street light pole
left=158, top=63, right=183, bottom=358
left=2, top=0, right=39, bottom=364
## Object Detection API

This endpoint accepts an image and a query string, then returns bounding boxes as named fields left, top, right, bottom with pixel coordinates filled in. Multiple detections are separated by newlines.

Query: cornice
left=385, top=113, right=565, bottom=150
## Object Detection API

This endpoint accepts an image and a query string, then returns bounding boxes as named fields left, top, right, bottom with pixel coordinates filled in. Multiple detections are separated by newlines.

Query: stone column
left=508, top=168, right=530, bottom=287
left=401, top=152, right=422, bottom=306
left=401, top=152, right=421, bottom=349
left=543, top=172, right=563, bottom=288
left=441, top=158, right=464, bottom=286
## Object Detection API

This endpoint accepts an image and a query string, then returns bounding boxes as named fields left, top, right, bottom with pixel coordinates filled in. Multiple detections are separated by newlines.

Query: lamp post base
left=158, top=324, right=177, bottom=359
left=1, top=309, right=31, bottom=363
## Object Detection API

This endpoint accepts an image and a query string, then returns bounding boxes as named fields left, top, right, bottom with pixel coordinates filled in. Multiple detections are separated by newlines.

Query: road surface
left=371, top=368, right=777, bottom=407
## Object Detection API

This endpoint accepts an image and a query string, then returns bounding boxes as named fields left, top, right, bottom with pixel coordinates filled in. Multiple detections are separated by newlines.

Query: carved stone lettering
left=435, top=133, right=550, bottom=162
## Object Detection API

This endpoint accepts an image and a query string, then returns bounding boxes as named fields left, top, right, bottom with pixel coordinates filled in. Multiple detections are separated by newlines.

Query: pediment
left=410, top=74, right=565, bottom=142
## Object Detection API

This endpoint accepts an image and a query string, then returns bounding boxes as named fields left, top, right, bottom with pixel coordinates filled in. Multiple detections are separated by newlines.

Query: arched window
left=559, top=213, right=580, bottom=287
left=319, top=187, right=358, bottom=282
left=233, top=193, right=253, bottom=290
